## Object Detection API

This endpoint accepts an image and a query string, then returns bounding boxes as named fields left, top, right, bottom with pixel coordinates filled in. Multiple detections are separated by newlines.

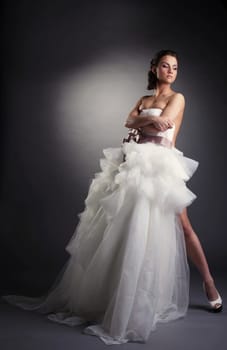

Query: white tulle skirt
left=2, top=141, right=199, bottom=345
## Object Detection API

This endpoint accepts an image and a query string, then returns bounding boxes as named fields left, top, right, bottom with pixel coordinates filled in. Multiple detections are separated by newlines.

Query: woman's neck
left=155, top=83, right=172, bottom=97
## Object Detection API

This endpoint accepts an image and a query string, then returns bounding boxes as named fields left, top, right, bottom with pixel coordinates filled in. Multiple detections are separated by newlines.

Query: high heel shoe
left=202, top=281, right=223, bottom=313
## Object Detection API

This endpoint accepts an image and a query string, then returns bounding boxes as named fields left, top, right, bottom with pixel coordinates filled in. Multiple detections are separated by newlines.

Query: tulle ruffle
left=2, top=141, right=199, bottom=345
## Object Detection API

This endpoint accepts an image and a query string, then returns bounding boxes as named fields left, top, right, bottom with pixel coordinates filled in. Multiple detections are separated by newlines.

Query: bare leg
left=179, top=208, right=220, bottom=302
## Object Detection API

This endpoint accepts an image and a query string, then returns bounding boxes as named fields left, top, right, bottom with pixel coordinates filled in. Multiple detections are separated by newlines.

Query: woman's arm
left=142, top=93, right=185, bottom=141
left=153, top=93, right=185, bottom=133
left=159, top=93, right=185, bottom=124
left=165, top=93, right=185, bottom=146
left=125, top=113, right=160, bottom=129
left=126, top=93, right=185, bottom=131
left=124, top=97, right=158, bottom=129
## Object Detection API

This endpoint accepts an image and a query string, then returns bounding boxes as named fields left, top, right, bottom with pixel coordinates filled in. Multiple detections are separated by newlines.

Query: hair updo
left=147, top=49, right=179, bottom=90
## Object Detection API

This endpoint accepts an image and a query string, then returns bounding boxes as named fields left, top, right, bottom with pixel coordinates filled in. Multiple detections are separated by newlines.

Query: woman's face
left=155, top=55, right=178, bottom=84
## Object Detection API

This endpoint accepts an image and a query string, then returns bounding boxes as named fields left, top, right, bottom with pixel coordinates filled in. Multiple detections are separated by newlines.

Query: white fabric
left=2, top=118, right=199, bottom=344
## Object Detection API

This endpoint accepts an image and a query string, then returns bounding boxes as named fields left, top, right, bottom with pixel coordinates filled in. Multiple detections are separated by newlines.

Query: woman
left=124, top=49, right=222, bottom=313
left=2, top=49, right=222, bottom=345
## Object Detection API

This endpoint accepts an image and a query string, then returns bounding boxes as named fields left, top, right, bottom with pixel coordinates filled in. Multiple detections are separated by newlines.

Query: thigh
left=178, top=208, right=194, bottom=234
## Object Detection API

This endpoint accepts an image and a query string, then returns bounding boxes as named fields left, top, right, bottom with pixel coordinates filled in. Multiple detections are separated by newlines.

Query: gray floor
left=0, top=274, right=226, bottom=350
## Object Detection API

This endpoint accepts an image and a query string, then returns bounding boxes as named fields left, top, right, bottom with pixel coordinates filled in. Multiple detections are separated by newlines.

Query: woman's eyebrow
left=161, top=61, right=178, bottom=67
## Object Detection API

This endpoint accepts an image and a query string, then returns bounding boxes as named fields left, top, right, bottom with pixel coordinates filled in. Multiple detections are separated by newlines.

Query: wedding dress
left=2, top=108, right=199, bottom=345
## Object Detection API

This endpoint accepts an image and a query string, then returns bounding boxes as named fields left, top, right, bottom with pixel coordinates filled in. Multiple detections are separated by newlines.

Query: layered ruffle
left=2, top=141, right=199, bottom=345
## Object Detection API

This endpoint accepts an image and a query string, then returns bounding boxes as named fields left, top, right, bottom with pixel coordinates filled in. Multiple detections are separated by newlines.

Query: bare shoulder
left=142, top=94, right=152, bottom=100
left=136, top=94, right=149, bottom=106
left=134, top=94, right=150, bottom=110
left=169, top=92, right=185, bottom=107
left=140, top=94, right=150, bottom=104
left=128, top=95, right=149, bottom=118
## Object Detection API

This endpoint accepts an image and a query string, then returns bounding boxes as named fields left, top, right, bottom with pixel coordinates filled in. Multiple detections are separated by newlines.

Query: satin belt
left=137, top=134, right=173, bottom=148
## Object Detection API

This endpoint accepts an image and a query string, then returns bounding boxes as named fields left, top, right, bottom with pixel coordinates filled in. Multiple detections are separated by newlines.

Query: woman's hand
left=125, top=115, right=174, bottom=130
left=152, top=117, right=174, bottom=131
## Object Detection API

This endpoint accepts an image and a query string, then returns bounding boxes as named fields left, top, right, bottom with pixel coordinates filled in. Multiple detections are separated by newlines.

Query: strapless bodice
left=140, top=107, right=163, bottom=116
left=140, top=108, right=175, bottom=142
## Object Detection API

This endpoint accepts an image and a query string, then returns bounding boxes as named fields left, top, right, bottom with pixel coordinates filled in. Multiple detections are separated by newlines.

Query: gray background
left=1, top=0, right=227, bottom=297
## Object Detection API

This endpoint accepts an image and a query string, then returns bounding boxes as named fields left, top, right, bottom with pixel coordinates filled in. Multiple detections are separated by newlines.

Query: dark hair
left=147, top=49, right=179, bottom=90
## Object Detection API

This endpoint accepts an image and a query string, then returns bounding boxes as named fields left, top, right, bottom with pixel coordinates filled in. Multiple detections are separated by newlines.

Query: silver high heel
left=202, top=281, right=223, bottom=312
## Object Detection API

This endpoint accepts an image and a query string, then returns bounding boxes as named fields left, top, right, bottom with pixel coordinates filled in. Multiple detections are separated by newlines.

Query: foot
left=203, top=279, right=222, bottom=312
